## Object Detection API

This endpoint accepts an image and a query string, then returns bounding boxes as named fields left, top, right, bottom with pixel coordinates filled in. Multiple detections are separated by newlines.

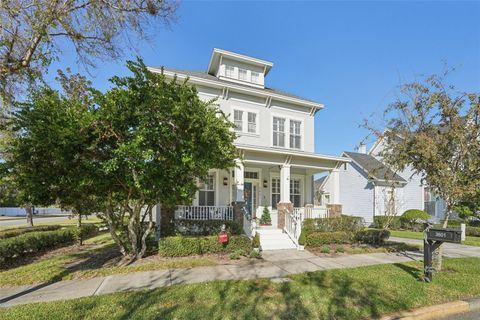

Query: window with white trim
left=225, top=65, right=235, bottom=78
left=290, top=120, right=302, bottom=149
left=234, top=110, right=243, bottom=131
left=251, top=71, right=259, bottom=83
left=238, top=68, right=247, bottom=81
left=247, top=112, right=257, bottom=133
left=199, top=174, right=215, bottom=206
left=271, top=177, right=280, bottom=209
left=273, top=117, right=286, bottom=147
left=290, top=179, right=301, bottom=208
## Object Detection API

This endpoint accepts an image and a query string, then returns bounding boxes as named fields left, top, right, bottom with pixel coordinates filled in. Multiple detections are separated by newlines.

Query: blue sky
left=46, top=1, right=480, bottom=156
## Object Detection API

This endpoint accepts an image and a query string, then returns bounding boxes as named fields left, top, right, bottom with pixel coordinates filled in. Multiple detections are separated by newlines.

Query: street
left=0, top=215, right=71, bottom=228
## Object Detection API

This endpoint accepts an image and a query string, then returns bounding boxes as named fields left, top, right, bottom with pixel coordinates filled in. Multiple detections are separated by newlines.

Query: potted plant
left=252, top=232, right=261, bottom=253
left=259, top=207, right=272, bottom=226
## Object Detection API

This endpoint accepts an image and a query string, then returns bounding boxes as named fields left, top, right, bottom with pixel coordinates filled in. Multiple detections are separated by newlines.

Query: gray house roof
left=161, top=68, right=319, bottom=104
left=314, top=176, right=328, bottom=189
left=343, top=151, right=406, bottom=183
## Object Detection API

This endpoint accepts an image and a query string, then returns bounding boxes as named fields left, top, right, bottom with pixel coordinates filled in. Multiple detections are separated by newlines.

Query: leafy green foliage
left=336, top=245, right=345, bottom=253
left=374, top=216, right=402, bottom=230
left=355, top=230, right=390, bottom=245
left=252, top=232, right=260, bottom=249
left=320, top=245, right=331, bottom=254
left=158, top=235, right=252, bottom=257
left=0, top=225, right=62, bottom=239
left=303, top=216, right=365, bottom=239
left=259, top=207, right=272, bottom=225
left=298, top=231, right=306, bottom=246
left=305, top=232, right=351, bottom=247
left=400, top=210, right=430, bottom=230
left=174, top=219, right=241, bottom=236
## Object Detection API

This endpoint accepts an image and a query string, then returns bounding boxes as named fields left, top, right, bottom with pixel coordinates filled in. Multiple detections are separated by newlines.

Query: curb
left=381, top=297, right=480, bottom=320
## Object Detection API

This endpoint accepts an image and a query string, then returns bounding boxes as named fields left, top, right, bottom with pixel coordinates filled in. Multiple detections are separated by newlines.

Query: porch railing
left=242, top=207, right=255, bottom=238
left=176, top=205, right=233, bottom=220
left=284, top=207, right=303, bottom=246
left=304, top=206, right=330, bottom=219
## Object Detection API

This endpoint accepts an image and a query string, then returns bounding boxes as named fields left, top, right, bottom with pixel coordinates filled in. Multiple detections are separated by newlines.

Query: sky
left=45, top=0, right=480, bottom=156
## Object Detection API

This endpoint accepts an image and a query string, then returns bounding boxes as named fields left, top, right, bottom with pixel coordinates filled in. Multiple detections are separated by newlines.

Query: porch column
left=277, top=164, right=292, bottom=230
left=232, top=158, right=245, bottom=226
left=327, top=168, right=342, bottom=217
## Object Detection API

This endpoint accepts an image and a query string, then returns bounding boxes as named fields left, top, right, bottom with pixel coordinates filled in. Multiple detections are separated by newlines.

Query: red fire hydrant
left=218, top=231, right=229, bottom=245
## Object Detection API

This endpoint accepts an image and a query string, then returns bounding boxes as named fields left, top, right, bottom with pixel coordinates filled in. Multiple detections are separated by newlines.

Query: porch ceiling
left=236, top=144, right=350, bottom=172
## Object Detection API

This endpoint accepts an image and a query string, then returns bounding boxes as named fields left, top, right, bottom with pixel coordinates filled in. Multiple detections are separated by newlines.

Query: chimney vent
left=357, top=143, right=367, bottom=154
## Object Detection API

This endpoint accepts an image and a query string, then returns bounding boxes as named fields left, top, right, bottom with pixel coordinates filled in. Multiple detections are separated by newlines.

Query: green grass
left=389, top=230, right=480, bottom=247
left=0, top=233, right=216, bottom=287
left=2, top=258, right=480, bottom=320
left=0, top=216, right=103, bottom=230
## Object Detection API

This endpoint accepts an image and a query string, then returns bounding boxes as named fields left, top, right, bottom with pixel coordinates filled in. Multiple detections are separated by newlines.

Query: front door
left=244, top=182, right=258, bottom=218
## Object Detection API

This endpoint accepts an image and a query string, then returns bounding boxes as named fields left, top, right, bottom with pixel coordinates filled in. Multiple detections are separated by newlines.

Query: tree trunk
left=138, top=206, right=154, bottom=259
left=77, top=212, right=83, bottom=246
left=25, top=206, right=34, bottom=227
left=436, top=203, right=452, bottom=271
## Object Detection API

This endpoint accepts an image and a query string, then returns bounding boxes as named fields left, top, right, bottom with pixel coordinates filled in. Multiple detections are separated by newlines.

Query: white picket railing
left=176, top=206, right=233, bottom=220
left=284, top=207, right=303, bottom=246
left=304, top=206, right=330, bottom=219
left=242, top=207, right=255, bottom=238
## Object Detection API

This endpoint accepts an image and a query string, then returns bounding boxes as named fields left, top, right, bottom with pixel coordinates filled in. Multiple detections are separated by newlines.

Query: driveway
left=389, top=236, right=480, bottom=258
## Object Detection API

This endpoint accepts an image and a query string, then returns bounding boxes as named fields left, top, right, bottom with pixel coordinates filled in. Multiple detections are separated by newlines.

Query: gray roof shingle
left=160, top=68, right=320, bottom=105
left=344, top=151, right=406, bottom=183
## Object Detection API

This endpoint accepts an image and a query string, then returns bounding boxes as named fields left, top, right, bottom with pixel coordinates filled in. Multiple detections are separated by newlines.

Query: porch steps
left=256, top=228, right=297, bottom=251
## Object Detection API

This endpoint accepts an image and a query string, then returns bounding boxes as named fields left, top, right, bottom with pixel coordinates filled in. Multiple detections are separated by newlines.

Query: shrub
left=252, top=232, right=260, bottom=249
left=259, top=207, right=272, bottom=225
left=229, top=249, right=244, bottom=260
left=321, top=245, right=330, bottom=254
left=336, top=245, right=345, bottom=253
left=298, top=231, right=306, bottom=246
left=400, top=210, right=430, bottom=230
left=158, top=235, right=252, bottom=257
left=373, top=216, right=401, bottom=230
left=469, top=220, right=480, bottom=227
left=0, top=229, right=76, bottom=266
left=355, top=229, right=390, bottom=245
left=306, top=232, right=351, bottom=247
left=303, top=216, right=364, bottom=234
left=0, top=225, right=62, bottom=239
left=72, top=224, right=98, bottom=244
left=466, top=226, right=480, bottom=237
left=174, top=219, right=242, bottom=236
left=249, top=250, right=262, bottom=259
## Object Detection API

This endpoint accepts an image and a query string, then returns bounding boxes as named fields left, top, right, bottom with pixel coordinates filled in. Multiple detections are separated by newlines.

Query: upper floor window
left=290, top=120, right=302, bottom=149
left=251, top=71, right=259, bottom=83
left=225, top=65, right=235, bottom=78
left=273, top=117, right=286, bottom=147
left=248, top=112, right=257, bottom=133
left=238, top=68, right=247, bottom=81
left=234, top=110, right=243, bottom=131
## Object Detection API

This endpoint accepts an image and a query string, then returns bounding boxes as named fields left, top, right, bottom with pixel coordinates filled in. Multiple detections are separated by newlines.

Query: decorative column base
left=327, top=204, right=342, bottom=218
left=276, top=202, right=293, bottom=230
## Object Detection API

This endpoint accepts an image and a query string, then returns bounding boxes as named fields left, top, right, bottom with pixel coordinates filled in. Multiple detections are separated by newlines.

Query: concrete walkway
left=1, top=240, right=478, bottom=308
left=389, top=236, right=480, bottom=258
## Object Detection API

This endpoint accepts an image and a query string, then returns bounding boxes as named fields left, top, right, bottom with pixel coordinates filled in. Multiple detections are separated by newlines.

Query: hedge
left=0, top=225, right=98, bottom=266
left=355, top=230, right=390, bottom=245
left=373, top=216, right=401, bottom=230
left=0, top=225, right=62, bottom=239
left=466, top=226, right=480, bottom=237
left=303, top=215, right=365, bottom=236
left=158, top=235, right=252, bottom=257
left=174, top=219, right=242, bottom=236
left=305, top=232, right=351, bottom=247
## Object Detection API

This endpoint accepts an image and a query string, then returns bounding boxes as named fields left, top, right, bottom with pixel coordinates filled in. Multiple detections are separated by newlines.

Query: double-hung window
left=290, top=120, right=301, bottom=149
left=271, top=178, right=280, bottom=209
left=225, top=65, right=235, bottom=78
left=290, top=179, right=301, bottom=208
left=234, top=110, right=243, bottom=131
left=238, top=68, right=247, bottom=81
left=247, top=112, right=257, bottom=133
left=273, top=117, right=286, bottom=147
left=199, top=174, right=215, bottom=206
left=251, top=71, right=259, bottom=83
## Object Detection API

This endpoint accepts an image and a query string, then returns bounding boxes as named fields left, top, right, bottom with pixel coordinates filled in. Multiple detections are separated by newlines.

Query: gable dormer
left=207, top=48, right=273, bottom=89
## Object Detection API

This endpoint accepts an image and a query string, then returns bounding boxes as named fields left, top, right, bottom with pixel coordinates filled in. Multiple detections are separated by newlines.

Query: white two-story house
left=150, top=49, right=348, bottom=249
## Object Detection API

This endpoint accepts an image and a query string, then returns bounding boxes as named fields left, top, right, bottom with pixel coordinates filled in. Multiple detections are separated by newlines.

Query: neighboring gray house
left=317, top=139, right=445, bottom=225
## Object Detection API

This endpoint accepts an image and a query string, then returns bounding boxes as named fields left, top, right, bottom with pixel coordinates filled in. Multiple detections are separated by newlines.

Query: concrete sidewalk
left=0, top=249, right=426, bottom=307
left=389, top=237, right=480, bottom=258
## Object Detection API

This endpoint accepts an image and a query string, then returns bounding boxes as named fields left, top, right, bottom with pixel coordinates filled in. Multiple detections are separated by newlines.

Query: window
left=271, top=178, right=280, bottom=209
left=273, top=117, right=285, bottom=147
left=384, top=189, right=395, bottom=215
left=238, top=68, right=247, bottom=81
left=199, top=174, right=215, bottom=206
left=234, top=110, right=243, bottom=131
left=225, top=65, right=234, bottom=78
left=245, top=171, right=259, bottom=179
left=290, top=179, right=301, bottom=208
left=290, top=120, right=302, bottom=149
left=247, top=112, right=257, bottom=133
left=251, top=71, right=259, bottom=83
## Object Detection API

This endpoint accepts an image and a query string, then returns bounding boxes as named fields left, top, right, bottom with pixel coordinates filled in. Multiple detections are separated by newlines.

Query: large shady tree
left=6, top=59, right=237, bottom=261
left=364, top=73, right=480, bottom=269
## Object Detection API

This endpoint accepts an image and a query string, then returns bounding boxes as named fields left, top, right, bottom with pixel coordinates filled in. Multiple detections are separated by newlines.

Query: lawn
left=0, top=216, right=103, bottom=230
left=0, top=233, right=216, bottom=287
left=389, top=230, right=480, bottom=247
left=2, top=257, right=479, bottom=320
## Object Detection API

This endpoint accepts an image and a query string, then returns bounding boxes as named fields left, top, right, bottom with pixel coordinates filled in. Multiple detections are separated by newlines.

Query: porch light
left=263, top=179, right=268, bottom=188
left=223, top=177, right=228, bottom=186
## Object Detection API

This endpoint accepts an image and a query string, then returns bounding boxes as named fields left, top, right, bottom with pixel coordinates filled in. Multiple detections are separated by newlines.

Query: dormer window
left=251, top=71, right=259, bottom=83
left=238, top=68, right=247, bottom=81
left=225, top=65, right=234, bottom=78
